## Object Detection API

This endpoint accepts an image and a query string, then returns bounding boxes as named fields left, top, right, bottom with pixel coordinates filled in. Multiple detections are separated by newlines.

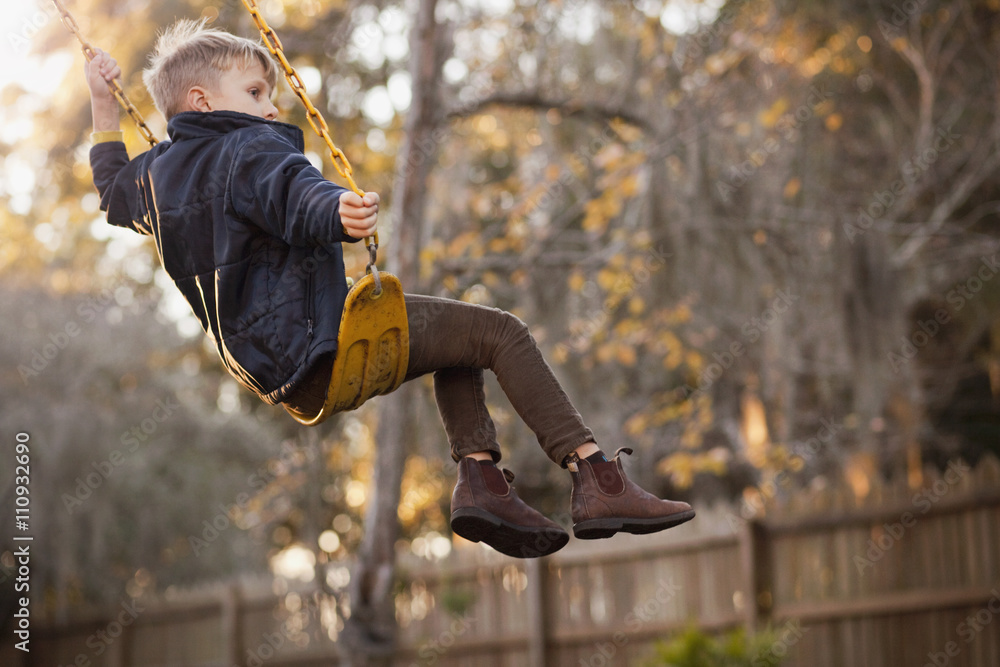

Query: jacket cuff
left=92, top=130, right=125, bottom=144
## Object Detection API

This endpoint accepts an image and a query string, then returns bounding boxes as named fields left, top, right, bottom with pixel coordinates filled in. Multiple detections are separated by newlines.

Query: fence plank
left=31, top=456, right=1000, bottom=667
left=525, top=558, right=545, bottom=667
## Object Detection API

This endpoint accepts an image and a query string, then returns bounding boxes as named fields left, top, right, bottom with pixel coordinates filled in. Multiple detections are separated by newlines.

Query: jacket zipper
left=305, top=272, right=315, bottom=338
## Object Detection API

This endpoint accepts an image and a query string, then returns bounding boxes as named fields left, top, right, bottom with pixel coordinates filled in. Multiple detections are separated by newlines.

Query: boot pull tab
left=614, top=447, right=634, bottom=459
left=501, top=468, right=516, bottom=485
left=563, top=451, right=581, bottom=472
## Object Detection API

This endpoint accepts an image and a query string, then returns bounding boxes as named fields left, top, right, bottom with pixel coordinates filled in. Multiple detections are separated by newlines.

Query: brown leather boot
left=569, top=448, right=695, bottom=539
left=451, top=458, right=569, bottom=558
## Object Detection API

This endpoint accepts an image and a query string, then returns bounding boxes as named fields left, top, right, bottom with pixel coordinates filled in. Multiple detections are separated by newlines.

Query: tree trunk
left=341, top=0, right=446, bottom=663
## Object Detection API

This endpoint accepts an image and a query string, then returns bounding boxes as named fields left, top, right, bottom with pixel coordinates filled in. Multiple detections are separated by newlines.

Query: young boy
left=86, top=20, right=693, bottom=559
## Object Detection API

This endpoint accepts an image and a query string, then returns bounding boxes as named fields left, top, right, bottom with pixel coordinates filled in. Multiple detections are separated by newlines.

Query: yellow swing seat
left=284, top=271, right=409, bottom=426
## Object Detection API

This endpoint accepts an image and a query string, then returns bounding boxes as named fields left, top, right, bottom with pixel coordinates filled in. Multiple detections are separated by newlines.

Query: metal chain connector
left=240, top=0, right=380, bottom=278
left=53, top=0, right=159, bottom=147
left=367, top=241, right=382, bottom=295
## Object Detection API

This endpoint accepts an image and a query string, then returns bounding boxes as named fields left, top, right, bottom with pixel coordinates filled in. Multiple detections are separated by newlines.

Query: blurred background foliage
left=0, top=0, right=998, bottom=628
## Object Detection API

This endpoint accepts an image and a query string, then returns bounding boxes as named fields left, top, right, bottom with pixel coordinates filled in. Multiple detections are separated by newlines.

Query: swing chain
left=367, top=241, right=382, bottom=295
left=240, top=0, right=380, bottom=278
left=52, top=0, right=159, bottom=147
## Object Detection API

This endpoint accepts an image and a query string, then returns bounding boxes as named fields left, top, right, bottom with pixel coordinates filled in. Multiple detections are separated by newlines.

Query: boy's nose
left=265, top=101, right=279, bottom=120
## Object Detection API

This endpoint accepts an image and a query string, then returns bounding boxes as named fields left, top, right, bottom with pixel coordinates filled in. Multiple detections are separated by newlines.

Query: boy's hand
left=339, top=191, right=379, bottom=239
left=85, top=49, right=121, bottom=102
left=85, top=48, right=122, bottom=133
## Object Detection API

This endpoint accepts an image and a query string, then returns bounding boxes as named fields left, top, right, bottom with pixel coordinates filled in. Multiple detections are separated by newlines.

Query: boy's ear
left=186, top=86, right=212, bottom=113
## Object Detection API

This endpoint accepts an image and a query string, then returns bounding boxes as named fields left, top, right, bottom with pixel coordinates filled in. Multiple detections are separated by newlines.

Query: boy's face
left=202, top=62, right=278, bottom=120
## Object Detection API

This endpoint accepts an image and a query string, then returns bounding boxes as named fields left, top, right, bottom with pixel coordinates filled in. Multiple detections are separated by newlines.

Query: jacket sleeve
left=228, top=131, right=361, bottom=247
left=89, top=141, right=153, bottom=235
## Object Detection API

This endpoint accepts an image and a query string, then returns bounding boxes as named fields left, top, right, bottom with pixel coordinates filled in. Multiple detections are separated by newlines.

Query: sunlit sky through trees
left=3, top=0, right=998, bottom=618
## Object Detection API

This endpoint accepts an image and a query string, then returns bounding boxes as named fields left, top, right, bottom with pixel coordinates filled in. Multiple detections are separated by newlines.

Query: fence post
left=739, top=519, right=772, bottom=632
left=525, top=558, right=548, bottom=667
left=221, top=583, right=242, bottom=666
left=107, top=619, right=126, bottom=667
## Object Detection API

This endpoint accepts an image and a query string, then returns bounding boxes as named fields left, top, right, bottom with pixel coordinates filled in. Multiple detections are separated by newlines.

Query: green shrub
left=641, top=625, right=790, bottom=667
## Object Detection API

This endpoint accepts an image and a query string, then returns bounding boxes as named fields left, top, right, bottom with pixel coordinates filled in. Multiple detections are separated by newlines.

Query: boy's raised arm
left=85, top=48, right=122, bottom=136
left=85, top=48, right=152, bottom=234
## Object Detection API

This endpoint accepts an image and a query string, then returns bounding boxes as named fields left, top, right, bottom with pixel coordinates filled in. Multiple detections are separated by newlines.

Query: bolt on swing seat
left=55, top=0, right=409, bottom=425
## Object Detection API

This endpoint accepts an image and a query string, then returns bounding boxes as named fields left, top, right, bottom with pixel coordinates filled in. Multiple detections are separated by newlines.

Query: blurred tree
left=3, top=0, right=999, bottom=647
left=338, top=0, right=450, bottom=662
left=418, top=0, right=1000, bottom=499
left=0, top=285, right=287, bottom=623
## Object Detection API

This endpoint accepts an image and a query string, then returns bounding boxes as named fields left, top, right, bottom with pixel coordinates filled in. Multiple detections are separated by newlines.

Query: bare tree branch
left=892, top=129, right=1000, bottom=266
left=446, top=91, right=655, bottom=133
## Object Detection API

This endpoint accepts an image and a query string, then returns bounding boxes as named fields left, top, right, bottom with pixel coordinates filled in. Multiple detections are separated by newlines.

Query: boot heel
left=450, top=458, right=569, bottom=558
left=573, top=518, right=622, bottom=540
left=450, top=507, right=499, bottom=543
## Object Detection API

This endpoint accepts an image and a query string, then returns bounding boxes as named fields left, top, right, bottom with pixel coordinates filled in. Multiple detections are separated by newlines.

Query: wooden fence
left=9, top=455, right=1000, bottom=666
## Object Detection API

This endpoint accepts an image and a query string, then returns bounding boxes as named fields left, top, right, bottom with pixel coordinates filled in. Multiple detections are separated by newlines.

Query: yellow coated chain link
left=240, top=0, right=380, bottom=275
left=53, top=0, right=159, bottom=147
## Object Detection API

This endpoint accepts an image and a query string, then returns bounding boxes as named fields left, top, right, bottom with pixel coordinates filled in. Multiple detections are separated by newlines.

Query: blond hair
left=142, top=19, right=279, bottom=119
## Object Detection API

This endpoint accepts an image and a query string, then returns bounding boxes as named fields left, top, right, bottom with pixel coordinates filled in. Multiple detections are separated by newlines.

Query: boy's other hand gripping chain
left=339, top=191, right=380, bottom=239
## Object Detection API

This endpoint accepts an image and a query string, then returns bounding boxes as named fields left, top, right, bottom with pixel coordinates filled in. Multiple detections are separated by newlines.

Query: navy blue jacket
left=91, top=110, right=357, bottom=405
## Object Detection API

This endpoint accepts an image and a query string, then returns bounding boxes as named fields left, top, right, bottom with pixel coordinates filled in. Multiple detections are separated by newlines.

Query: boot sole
left=573, top=509, right=696, bottom=540
left=451, top=507, right=569, bottom=558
